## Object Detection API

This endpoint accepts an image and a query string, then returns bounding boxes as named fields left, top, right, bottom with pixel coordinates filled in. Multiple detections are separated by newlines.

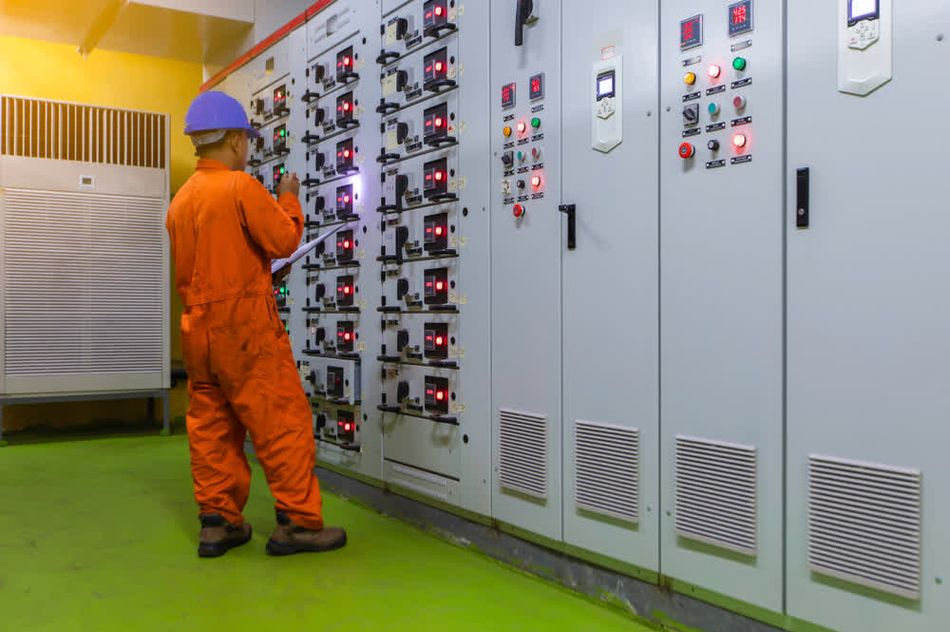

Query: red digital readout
left=682, top=20, right=694, bottom=40
left=732, top=4, right=748, bottom=25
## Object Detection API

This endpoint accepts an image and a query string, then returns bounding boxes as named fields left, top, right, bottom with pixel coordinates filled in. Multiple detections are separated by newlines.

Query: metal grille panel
left=498, top=408, right=548, bottom=499
left=1, top=96, right=166, bottom=169
left=675, top=435, right=758, bottom=556
left=3, top=188, right=165, bottom=376
left=808, top=455, right=923, bottom=600
left=574, top=420, right=639, bottom=523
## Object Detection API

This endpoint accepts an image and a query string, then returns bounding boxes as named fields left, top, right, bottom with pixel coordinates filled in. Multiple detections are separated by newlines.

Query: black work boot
left=197, top=514, right=253, bottom=558
left=266, top=511, right=347, bottom=556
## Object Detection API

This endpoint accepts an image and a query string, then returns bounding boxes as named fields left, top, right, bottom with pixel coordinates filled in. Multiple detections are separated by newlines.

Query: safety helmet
left=184, top=91, right=261, bottom=147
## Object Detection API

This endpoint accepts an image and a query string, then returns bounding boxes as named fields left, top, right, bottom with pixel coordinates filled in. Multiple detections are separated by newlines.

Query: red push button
left=678, top=142, right=695, bottom=159
left=512, top=204, right=526, bottom=218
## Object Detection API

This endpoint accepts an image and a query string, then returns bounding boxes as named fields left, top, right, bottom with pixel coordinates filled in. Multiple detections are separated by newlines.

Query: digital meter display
left=501, top=82, right=516, bottom=109
left=680, top=15, right=703, bottom=50
left=596, top=71, right=615, bottom=100
left=529, top=73, right=544, bottom=100
left=849, top=0, right=878, bottom=23
left=728, top=1, right=754, bottom=36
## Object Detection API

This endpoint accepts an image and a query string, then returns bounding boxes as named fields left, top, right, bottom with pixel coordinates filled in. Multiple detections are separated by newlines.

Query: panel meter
left=838, top=0, right=891, bottom=95
left=592, top=54, right=622, bottom=153
left=680, top=15, right=703, bottom=50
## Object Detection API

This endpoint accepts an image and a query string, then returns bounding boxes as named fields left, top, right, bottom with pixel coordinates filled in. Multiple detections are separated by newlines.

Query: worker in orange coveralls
left=166, top=91, right=346, bottom=558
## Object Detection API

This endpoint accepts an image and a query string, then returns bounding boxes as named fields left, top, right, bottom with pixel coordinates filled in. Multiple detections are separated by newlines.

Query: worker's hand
left=277, top=172, right=301, bottom=198
left=272, top=264, right=291, bottom=285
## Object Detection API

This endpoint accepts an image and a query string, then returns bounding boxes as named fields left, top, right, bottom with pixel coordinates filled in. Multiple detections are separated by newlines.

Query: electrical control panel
left=208, top=3, right=950, bottom=631
left=660, top=0, right=783, bottom=614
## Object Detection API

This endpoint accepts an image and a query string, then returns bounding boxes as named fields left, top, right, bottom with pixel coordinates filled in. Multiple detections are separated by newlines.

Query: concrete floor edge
left=314, top=467, right=784, bottom=632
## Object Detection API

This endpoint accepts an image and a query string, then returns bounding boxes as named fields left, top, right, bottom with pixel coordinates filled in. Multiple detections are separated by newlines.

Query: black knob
left=517, top=179, right=526, bottom=189
left=316, top=328, right=326, bottom=343
left=396, top=329, right=409, bottom=351
left=315, top=153, right=326, bottom=169
left=316, top=284, right=326, bottom=299
left=397, top=380, right=410, bottom=401
left=314, top=196, right=325, bottom=211
left=308, top=371, right=317, bottom=385
left=396, top=122, right=410, bottom=144
left=397, top=278, right=410, bottom=300
left=316, top=241, right=326, bottom=255
left=314, top=64, right=326, bottom=82
left=501, top=151, right=513, bottom=167
left=316, top=413, right=327, bottom=429
left=708, top=140, right=720, bottom=151
left=396, top=226, right=410, bottom=252
left=395, top=17, right=409, bottom=39
left=315, top=108, right=326, bottom=124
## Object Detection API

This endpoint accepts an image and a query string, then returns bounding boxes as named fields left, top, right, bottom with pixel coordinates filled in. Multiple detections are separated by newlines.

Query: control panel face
left=379, top=39, right=459, bottom=112
left=380, top=313, right=459, bottom=366
left=673, top=3, right=756, bottom=172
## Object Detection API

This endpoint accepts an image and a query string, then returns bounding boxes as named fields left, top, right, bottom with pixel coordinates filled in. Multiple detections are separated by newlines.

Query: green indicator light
left=280, top=129, right=286, bottom=137
left=733, top=57, right=747, bottom=71
left=531, top=117, right=541, bottom=129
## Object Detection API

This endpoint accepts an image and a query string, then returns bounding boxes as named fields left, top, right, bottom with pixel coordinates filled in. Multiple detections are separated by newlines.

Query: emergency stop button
left=513, top=204, right=526, bottom=218
left=678, top=142, right=695, bottom=159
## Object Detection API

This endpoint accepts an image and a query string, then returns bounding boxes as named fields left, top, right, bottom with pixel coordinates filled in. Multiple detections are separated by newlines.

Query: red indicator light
left=434, top=226, right=444, bottom=236
left=435, top=61, right=444, bottom=73
left=343, top=194, right=351, bottom=203
left=343, top=240, right=352, bottom=248
left=708, top=64, right=721, bottom=78
left=425, top=281, right=433, bottom=288
left=435, top=5, right=444, bottom=16
left=344, top=333, right=352, bottom=341
left=344, top=286, right=352, bottom=295
left=343, top=149, right=352, bottom=158
left=733, top=133, right=747, bottom=148
left=435, top=336, right=445, bottom=346
left=343, top=102, right=351, bottom=111
left=435, top=117, right=444, bottom=128
left=434, top=171, right=444, bottom=182
left=344, top=56, right=351, bottom=67
left=435, top=281, right=445, bottom=291
left=516, top=121, right=527, bottom=134
left=344, top=423, right=352, bottom=431
left=436, top=391, right=445, bottom=401
left=531, top=175, right=542, bottom=188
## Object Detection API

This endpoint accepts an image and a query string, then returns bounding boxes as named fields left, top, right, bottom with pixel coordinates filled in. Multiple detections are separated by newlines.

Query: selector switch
left=501, top=151, right=514, bottom=167
left=683, top=104, right=700, bottom=127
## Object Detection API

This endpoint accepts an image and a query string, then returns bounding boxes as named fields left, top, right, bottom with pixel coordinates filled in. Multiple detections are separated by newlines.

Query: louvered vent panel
left=808, top=455, right=922, bottom=600
left=574, top=420, right=639, bottom=523
left=675, top=435, right=758, bottom=556
left=1, top=96, right=166, bottom=168
left=3, top=188, right=165, bottom=376
left=498, top=408, right=548, bottom=499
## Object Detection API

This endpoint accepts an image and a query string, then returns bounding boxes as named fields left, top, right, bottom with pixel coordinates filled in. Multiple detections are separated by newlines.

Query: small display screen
left=728, top=1, right=754, bottom=36
left=849, top=0, right=878, bottom=23
left=680, top=15, right=703, bottom=50
left=596, top=71, right=615, bottom=100
left=501, top=82, right=516, bottom=109
left=529, top=73, right=544, bottom=100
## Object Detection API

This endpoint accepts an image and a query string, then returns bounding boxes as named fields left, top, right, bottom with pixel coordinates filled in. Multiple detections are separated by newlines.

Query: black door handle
left=796, top=167, right=810, bottom=229
left=559, top=204, right=576, bottom=250
left=515, top=0, right=533, bottom=47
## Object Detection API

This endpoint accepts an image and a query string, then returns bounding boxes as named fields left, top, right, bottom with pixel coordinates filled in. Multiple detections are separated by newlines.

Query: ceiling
left=0, top=0, right=254, bottom=63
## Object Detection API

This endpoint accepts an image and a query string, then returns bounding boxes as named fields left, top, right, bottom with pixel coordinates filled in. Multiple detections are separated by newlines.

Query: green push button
left=531, top=117, right=541, bottom=129
left=733, top=57, right=747, bottom=71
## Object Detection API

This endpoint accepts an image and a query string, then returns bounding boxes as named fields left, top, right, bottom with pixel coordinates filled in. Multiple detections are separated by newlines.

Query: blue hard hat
left=184, top=91, right=261, bottom=139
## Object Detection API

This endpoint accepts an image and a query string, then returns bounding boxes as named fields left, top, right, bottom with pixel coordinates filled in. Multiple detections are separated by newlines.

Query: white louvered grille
left=3, top=188, right=165, bottom=376
left=675, top=435, right=758, bottom=556
left=808, top=455, right=923, bottom=600
left=498, top=408, right=548, bottom=499
left=1, top=96, right=166, bottom=168
left=574, top=420, right=639, bottom=523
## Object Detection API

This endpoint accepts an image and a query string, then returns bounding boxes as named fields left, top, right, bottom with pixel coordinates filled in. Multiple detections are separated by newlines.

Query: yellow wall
left=0, top=34, right=201, bottom=431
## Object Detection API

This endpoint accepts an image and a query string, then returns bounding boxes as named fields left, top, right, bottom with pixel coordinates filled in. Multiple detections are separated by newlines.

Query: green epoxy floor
left=0, top=434, right=651, bottom=631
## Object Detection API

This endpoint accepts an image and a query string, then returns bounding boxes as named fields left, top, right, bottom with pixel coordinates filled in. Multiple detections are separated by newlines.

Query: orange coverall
left=166, top=158, right=323, bottom=529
